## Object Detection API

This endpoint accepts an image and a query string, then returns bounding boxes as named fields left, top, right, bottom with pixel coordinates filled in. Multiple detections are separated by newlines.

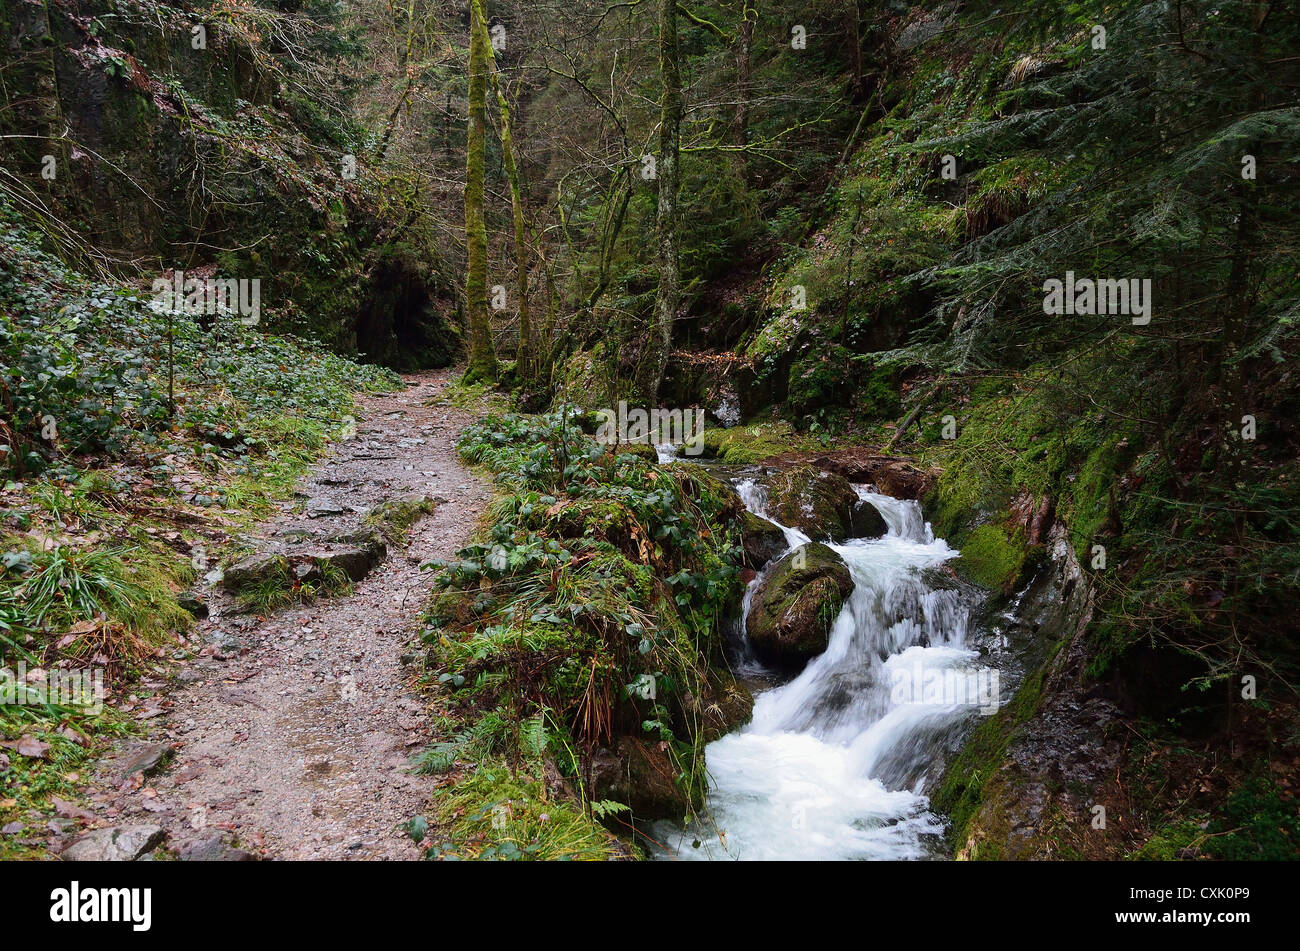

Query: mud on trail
left=80, top=370, right=491, bottom=860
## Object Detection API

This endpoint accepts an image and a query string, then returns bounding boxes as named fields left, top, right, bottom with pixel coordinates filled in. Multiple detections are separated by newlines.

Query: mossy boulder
left=739, top=510, right=787, bottom=568
left=221, top=552, right=290, bottom=591
left=670, top=463, right=744, bottom=521
left=587, top=735, right=694, bottom=820
left=695, top=423, right=801, bottom=464
left=766, top=465, right=877, bottom=541
left=686, top=669, right=756, bottom=741
left=746, top=543, right=853, bottom=667
left=954, top=524, right=1037, bottom=595
left=610, top=441, right=658, bottom=462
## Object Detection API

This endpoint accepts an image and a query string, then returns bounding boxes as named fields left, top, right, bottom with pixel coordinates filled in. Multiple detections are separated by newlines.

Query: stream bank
left=643, top=448, right=1099, bottom=861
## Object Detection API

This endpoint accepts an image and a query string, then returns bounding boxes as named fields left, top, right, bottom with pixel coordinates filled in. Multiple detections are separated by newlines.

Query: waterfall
left=658, top=481, right=996, bottom=860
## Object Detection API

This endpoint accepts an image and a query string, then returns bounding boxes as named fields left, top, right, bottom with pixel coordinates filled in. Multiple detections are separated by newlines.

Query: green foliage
left=955, top=526, right=1032, bottom=594
left=422, top=412, right=743, bottom=837
left=234, top=559, right=353, bottom=614
left=1204, top=776, right=1300, bottom=861
left=425, top=764, right=620, bottom=861
left=0, top=535, right=192, bottom=666
left=0, top=202, right=399, bottom=482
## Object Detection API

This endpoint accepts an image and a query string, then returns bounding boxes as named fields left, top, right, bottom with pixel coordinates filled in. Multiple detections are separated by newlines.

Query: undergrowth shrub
left=422, top=412, right=744, bottom=842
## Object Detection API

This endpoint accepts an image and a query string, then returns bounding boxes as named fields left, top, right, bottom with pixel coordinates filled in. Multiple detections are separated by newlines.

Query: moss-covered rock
left=221, top=552, right=291, bottom=591
left=851, top=498, right=889, bottom=538
left=587, top=735, right=694, bottom=820
left=739, top=510, right=786, bottom=568
left=953, top=524, right=1037, bottom=595
left=689, top=669, right=756, bottom=741
left=765, top=465, right=866, bottom=541
left=746, top=542, right=853, bottom=667
left=611, top=441, right=658, bottom=462
left=364, top=492, right=442, bottom=543
left=696, top=422, right=809, bottom=464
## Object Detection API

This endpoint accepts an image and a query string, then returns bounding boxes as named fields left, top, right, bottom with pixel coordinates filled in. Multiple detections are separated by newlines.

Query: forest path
left=81, top=370, right=490, bottom=860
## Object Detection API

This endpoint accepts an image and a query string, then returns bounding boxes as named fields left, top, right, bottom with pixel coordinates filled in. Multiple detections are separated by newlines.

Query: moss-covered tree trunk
left=463, top=0, right=498, bottom=383
left=634, top=0, right=682, bottom=403
left=732, top=4, right=755, bottom=158
left=479, top=20, right=532, bottom=381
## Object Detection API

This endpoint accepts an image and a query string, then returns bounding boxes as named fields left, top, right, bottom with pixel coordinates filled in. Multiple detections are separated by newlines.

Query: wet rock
left=177, top=594, right=209, bottom=619
left=365, top=492, right=443, bottom=541
left=587, top=736, right=693, bottom=820
left=811, top=453, right=938, bottom=500
left=326, top=526, right=388, bottom=562
left=667, top=463, right=743, bottom=515
left=739, top=510, right=787, bottom=568
left=765, top=466, right=860, bottom=541
left=276, top=528, right=318, bottom=543
left=746, top=543, right=854, bottom=667
left=936, top=523, right=1113, bottom=860
left=293, top=546, right=378, bottom=583
left=691, top=670, right=756, bottom=741
left=61, top=824, right=165, bottom=861
left=851, top=499, right=888, bottom=539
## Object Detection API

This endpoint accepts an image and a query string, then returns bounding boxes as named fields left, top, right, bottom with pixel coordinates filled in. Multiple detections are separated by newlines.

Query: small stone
left=120, top=742, right=172, bottom=780
left=61, top=824, right=166, bottom=861
left=178, top=595, right=209, bottom=619
left=175, top=835, right=257, bottom=861
left=306, top=497, right=347, bottom=518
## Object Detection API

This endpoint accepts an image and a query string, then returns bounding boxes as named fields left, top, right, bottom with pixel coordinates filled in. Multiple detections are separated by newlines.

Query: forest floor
left=71, top=370, right=490, bottom=860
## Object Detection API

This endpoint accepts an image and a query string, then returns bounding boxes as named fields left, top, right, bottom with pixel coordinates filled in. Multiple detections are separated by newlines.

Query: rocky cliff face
left=932, top=522, right=1131, bottom=859
left=1, top=0, right=458, bottom=367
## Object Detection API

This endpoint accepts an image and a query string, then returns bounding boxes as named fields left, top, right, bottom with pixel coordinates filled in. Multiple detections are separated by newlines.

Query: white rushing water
left=660, top=479, right=994, bottom=860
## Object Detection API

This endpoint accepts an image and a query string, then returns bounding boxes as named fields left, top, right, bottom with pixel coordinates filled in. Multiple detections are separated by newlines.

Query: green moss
left=1128, top=819, right=1208, bottom=860
left=427, top=762, right=621, bottom=861
left=697, top=421, right=811, bottom=464
left=933, top=646, right=1056, bottom=854
left=954, top=524, right=1032, bottom=593
left=1204, top=776, right=1300, bottom=860
left=0, top=705, right=136, bottom=860
left=365, top=494, right=440, bottom=543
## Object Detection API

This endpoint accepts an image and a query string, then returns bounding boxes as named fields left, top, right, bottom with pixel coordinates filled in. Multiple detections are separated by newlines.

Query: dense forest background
left=2, top=0, right=1299, bottom=859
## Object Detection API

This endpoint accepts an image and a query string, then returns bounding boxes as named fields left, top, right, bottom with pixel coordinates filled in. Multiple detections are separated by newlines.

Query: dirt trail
left=83, top=370, right=489, bottom=859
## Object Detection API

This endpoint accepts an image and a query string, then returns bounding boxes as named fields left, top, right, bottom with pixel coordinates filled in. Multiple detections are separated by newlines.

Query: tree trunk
left=463, top=0, right=498, bottom=383
left=480, top=21, right=532, bottom=380
left=732, top=4, right=754, bottom=156
left=846, top=0, right=863, bottom=98
left=635, top=0, right=682, bottom=404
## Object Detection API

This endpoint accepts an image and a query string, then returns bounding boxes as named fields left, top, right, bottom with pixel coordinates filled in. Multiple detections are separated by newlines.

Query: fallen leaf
left=16, top=736, right=49, bottom=759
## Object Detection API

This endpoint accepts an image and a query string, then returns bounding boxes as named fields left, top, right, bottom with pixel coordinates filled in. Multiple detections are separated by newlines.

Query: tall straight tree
left=479, top=16, right=532, bottom=380
left=634, top=0, right=681, bottom=403
left=463, top=0, right=498, bottom=383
